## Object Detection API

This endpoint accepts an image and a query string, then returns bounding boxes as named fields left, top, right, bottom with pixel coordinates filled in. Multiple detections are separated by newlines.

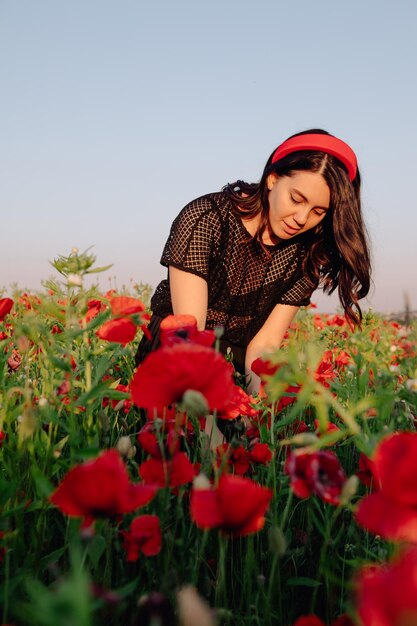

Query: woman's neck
left=241, top=214, right=280, bottom=246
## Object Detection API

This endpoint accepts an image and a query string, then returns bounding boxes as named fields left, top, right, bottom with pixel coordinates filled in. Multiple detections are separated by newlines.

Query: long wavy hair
left=224, top=129, right=371, bottom=326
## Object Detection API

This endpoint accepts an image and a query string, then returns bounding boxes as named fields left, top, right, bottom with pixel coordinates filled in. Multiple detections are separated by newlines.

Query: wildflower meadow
left=0, top=249, right=416, bottom=626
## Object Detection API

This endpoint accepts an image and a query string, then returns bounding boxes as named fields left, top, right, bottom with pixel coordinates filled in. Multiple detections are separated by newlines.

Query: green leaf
left=76, top=382, right=130, bottom=407
left=31, top=465, right=54, bottom=498
left=85, top=264, right=113, bottom=274
left=87, top=534, right=107, bottom=570
left=46, top=355, right=73, bottom=373
left=40, top=546, right=67, bottom=571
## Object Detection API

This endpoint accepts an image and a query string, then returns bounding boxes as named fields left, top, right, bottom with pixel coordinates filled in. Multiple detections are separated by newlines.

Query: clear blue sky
left=1, top=0, right=416, bottom=313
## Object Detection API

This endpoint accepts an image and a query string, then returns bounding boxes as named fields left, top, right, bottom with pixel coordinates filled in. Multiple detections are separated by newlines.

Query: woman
left=136, top=129, right=371, bottom=394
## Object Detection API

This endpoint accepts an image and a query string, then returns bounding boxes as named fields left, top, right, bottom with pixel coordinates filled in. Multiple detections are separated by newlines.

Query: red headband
left=271, top=133, right=358, bottom=181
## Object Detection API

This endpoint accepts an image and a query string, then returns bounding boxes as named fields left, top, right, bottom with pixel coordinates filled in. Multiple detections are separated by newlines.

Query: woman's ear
left=267, top=173, right=278, bottom=190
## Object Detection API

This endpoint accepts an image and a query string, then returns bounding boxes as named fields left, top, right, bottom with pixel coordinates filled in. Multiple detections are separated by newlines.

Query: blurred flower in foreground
left=356, top=432, right=417, bottom=542
left=355, top=547, right=417, bottom=626
left=134, top=592, right=175, bottom=626
left=131, top=343, right=236, bottom=413
left=177, top=585, right=215, bottom=626
left=293, top=615, right=354, bottom=625
left=0, top=298, right=13, bottom=321
left=50, top=450, right=158, bottom=528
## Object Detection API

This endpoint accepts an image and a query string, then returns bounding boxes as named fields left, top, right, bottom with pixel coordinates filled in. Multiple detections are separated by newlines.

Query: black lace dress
left=136, top=191, right=316, bottom=374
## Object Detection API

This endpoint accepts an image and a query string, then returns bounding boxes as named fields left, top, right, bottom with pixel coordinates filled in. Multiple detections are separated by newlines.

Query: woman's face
left=267, top=170, right=330, bottom=241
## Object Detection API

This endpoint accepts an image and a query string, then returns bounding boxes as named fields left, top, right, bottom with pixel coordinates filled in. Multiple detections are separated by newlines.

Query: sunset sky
left=1, top=0, right=416, bottom=314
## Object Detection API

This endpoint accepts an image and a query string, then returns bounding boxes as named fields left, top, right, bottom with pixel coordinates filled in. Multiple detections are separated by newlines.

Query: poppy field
left=1, top=249, right=417, bottom=626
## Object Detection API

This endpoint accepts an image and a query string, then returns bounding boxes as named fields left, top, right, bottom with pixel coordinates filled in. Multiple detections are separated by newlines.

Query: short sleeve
left=277, top=272, right=317, bottom=307
left=160, top=196, right=221, bottom=281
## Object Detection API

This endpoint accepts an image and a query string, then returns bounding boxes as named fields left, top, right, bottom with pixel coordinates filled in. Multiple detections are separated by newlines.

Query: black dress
left=136, top=191, right=316, bottom=374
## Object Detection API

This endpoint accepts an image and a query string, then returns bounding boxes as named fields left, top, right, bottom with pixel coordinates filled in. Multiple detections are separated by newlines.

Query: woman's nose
left=293, top=207, right=309, bottom=226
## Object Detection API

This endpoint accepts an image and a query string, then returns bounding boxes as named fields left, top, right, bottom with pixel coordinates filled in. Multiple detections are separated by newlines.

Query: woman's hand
left=245, top=304, right=300, bottom=395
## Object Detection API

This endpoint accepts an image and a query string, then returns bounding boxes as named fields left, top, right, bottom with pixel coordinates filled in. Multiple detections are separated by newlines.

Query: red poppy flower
left=7, top=349, right=22, bottom=371
left=293, top=616, right=324, bottom=626
left=275, top=385, right=301, bottom=412
left=314, top=360, right=337, bottom=387
left=123, top=515, right=162, bottom=561
left=231, top=447, right=251, bottom=475
left=293, top=614, right=353, bottom=626
left=137, top=429, right=162, bottom=458
left=0, top=298, right=13, bottom=321
left=218, top=385, right=259, bottom=420
left=331, top=616, right=355, bottom=626
left=96, top=296, right=150, bottom=344
left=190, top=474, right=272, bottom=537
left=130, top=343, right=236, bottom=413
left=355, top=547, right=417, bottom=626
left=0, top=430, right=6, bottom=446
left=251, top=357, right=302, bottom=408
left=322, top=349, right=351, bottom=369
left=96, top=317, right=138, bottom=345
left=251, top=357, right=279, bottom=378
left=137, top=421, right=181, bottom=459
left=326, top=314, right=347, bottom=327
left=50, top=450, right=158, bottom=527
left=313, top=315, right=325, bottom=330
left=356, top=452, right=380, bottom=490
left=139, top=451, right=196, bottom=487
left=249, top=443, right=273, bottom=465
left=160, top=314, right=215, bottom=347
left=57, top=379, right=71, bottom=396
left=285, top=449, right=346, bottom=505
left=313, top=419, right=341, bottom=445
left=355, top=432, right=417, bottom=542
left=85, top=298, right=107, bottom=322
left=102, top=384, right=131, bottom=412
left=216, top=444, right=251, bottom=475
left=109, top=295, right=147, bottom=317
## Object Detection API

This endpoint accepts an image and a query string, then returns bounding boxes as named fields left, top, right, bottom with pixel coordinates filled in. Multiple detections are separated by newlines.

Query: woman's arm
left=245, top=303, right=300, bottom=395
left=169, top=266, right=208, bottom=330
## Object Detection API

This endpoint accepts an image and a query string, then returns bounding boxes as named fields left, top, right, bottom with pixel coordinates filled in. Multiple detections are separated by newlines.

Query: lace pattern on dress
left=150, top=192, right=316, bottom=346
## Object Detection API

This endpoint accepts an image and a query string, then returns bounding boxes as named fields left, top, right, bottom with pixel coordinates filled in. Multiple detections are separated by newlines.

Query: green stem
left=2, top=546, right=10, bottom=624
left=193, top=529, right=209, bottom=585
left=279, top=490, right=293, bottom=532
left=310, top=507, right=342, bottom=614
left=266, top=553, right=281, bottom=625
left=215, top=534, right=228, bottom=609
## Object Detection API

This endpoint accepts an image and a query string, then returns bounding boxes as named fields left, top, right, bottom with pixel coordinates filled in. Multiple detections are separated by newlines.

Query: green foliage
left=0, top=254, right=416, bottom=625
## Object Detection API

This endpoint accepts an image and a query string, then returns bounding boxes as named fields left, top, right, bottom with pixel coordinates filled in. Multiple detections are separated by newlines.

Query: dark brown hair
left=224, top=129, right=371, bottom=327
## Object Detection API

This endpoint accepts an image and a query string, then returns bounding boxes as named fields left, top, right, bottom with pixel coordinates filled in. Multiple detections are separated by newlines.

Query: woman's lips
left=283, top=222, right=301, bottom=235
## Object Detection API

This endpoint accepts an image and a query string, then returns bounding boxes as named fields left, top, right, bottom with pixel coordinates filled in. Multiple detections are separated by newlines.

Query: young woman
left=136, top=129, right=371, bottom=393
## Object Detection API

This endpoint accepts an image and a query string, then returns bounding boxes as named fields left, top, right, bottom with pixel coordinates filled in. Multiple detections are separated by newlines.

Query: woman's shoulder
left=174, top=190, right=230, bottom=226
left=181, top=190, right=229, bottom=213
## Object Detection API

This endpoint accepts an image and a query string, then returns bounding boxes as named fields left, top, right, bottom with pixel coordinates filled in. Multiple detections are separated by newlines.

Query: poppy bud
left=339, top=475, right=359, bottom=506
left=134, top=592, right=175, bottom=626
left=406, top=378, right=417, bottom=392
left=181, top=390, right=209, bottom=416
left=67, top=273, right=83, bottom=287
left=290, top=433, right=319, bottom=447
left=268, top=526, right=287, bottom=557
left=116, top=436, right=136, bottom=459
left=193, top=473, right=211, bottom=490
